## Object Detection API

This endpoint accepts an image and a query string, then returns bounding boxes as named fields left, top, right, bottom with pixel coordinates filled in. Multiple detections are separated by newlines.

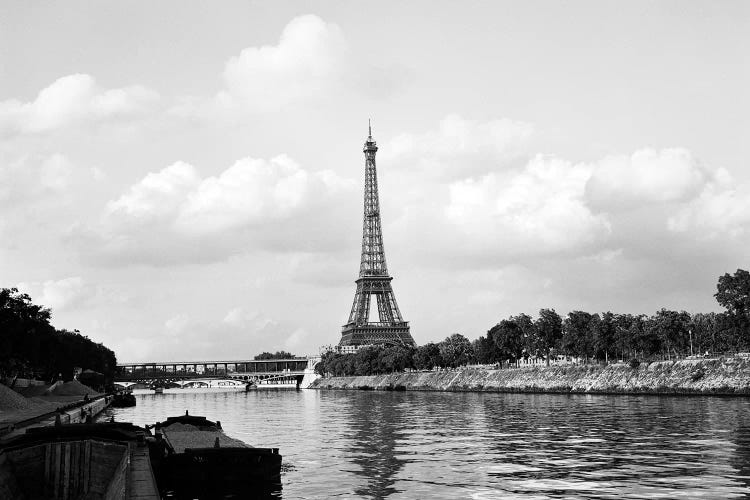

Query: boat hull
left=153, top=414, right=282, bottom=498
left=160, top=447, right=282, bottom=498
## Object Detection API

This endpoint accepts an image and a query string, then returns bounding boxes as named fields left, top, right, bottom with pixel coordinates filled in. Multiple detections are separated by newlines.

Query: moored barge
left=0, top=412, right=282, bottom=499
left=0, top=421, right=159, bottom=499
left=152, top=412, right=282, bottom=499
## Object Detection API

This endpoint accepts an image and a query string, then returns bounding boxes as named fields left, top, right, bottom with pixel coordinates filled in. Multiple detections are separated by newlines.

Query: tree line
left=254, top=351, right=297, bottom=360
left=0, top=288, right=117, bottom=384
left=316, top=269, right=750, bottom=376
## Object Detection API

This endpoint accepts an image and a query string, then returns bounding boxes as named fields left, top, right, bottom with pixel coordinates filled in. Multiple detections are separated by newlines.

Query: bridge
left=115, top=357, right=321, bottom=388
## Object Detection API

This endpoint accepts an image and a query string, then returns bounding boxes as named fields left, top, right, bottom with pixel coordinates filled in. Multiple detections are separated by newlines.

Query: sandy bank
left=311, top=356, right=750, bottom=395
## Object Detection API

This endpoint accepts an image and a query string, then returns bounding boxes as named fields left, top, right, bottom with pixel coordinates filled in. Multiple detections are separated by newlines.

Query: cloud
left=0, top=153, right=73, bottom=205
left=0, top=74, right=159, bottom=136
left=164, top=314, right=190, bottom=336
left=175, top=155, right=353, bottom=234
left=384, top=118, right=746, bottom=271
left=444, top=154, right=611, bottom=257
left=106, top=161, right=201, bottom=219
left=17, top=277, right=87, bottom=311
left=73, top=154, right=358, bottom=265
left=283, top=328, right=310, bottom=352
left=378, top=117, right=613, bottom=270
left=382, top=114, right=533, bottom=178
left=667, top=181, right=750, bottom=238
left=118, top=307, right=305, bottom=361
left=172, top=15, right=404, bottom=119
left=218, top=15, right=347, bottom=112
left=585, top=148, right=710, bottom=209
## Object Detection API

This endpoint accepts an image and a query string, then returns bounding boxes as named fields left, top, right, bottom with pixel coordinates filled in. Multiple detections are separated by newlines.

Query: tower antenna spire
left=368, top=118, right=372, bottom=138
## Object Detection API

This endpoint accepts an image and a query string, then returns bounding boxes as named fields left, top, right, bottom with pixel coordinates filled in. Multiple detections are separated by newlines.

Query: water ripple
left=99, top=390, right=750, bottom=499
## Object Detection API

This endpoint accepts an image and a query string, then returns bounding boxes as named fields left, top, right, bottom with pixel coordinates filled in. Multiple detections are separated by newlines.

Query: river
left=98, top=389, right=750, bottom=499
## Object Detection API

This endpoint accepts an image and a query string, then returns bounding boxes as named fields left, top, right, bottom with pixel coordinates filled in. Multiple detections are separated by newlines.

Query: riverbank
left=0, top=381, right=111, bottom=439
left=311, top=356, right=750, bottom=395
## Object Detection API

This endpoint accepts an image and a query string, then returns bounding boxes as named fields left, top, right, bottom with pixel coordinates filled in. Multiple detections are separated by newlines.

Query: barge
left=152, top=412, right=282, bottom=498
left=0, top=412, right=282, bottom=499
left=0, top=421, right=159, bottom=499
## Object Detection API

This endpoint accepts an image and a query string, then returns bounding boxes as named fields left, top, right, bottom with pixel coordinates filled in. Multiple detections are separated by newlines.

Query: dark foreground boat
left=0, top=413, right=281, bottom=499
left=0, top=421, right=159, bottom=499
left=152, top=412, right=282, bottom=499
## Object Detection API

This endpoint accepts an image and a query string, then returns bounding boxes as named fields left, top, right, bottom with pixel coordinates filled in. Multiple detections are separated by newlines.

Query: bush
left=629, top=358, right=641, bottom=369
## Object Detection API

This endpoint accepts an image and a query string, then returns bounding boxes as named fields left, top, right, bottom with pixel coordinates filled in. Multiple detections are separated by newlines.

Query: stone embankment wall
left=311, top=357, right=750, bottom=395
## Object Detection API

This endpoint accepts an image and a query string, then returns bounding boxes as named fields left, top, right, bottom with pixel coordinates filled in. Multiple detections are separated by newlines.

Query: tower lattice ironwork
left=339, top=123, right=415, bottom=348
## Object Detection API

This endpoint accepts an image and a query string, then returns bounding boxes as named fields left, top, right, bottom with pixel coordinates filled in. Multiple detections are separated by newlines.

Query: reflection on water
left=100, top=390, right=750, bottom=499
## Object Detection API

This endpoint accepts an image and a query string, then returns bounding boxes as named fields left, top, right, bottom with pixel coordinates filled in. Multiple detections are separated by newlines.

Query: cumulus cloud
left=445, top=155, right=611, bottom=256
left=585, top=148, right=710, bottom=209
left=74, top=154, right=358, bottom=265
left=171, top=15, right=404, bottom=119
left=0, top=74, right=159, bottom=136
left=0, top=153, right=73, bottom=205
left=576, top=146, right=750, bottom=241
left=218, top=15, right=347, bottom=112
left=107, top=155, right=354, bottom=234
left=667, top=181, right=750, bottom=237
left=106, top=161, right=201, bottom=219
left=384, top=118, right=747, bottom=270
left=383, top=114, right=533, bottom=178
left=17, top=277, right=87, bottom=311
left=175, top=155, right=353, bottom=234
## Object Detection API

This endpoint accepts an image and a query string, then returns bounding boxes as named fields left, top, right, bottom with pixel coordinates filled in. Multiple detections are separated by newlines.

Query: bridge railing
left=115, top=357, right=317, bottom=381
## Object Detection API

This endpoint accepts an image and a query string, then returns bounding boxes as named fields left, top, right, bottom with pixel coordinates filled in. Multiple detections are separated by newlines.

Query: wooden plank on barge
left=127, top=443, right=160, bottom=499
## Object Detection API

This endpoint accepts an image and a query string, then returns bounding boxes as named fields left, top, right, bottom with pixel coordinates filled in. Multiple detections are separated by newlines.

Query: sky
left=1, top=1, right=748, bottom=362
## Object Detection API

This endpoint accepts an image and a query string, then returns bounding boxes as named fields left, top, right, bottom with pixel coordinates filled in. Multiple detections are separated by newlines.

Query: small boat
left=151, top=412, right=281, bottom=498
left=153, top=387, right=164, bottom=394
left=251, top=374, right=302, bottom=389
left=111, top=390, right=137, bottom=407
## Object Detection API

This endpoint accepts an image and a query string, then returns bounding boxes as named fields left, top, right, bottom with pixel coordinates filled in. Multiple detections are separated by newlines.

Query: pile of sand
left=161, top=423, right=249, bottom=452
left=16, top=384, right=51, bottom=398
left=49, top=380, right=99, bottom=397
left=0, top=383, right=36, bottom=411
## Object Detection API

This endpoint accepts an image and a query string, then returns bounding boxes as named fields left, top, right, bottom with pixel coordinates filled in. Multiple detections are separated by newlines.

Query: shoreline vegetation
left=316, top=270, right=750, bottom=390
left=1, top=288, right=116, bottom=389
left=312, top=355, right=750, bottom=396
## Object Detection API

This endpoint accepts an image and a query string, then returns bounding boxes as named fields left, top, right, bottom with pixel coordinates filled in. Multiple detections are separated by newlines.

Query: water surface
left=100, top=389, right=750, bottom=499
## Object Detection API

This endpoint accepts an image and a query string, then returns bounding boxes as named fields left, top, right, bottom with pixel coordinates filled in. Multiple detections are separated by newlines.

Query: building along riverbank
left=311, top=356, right=750, bottom=395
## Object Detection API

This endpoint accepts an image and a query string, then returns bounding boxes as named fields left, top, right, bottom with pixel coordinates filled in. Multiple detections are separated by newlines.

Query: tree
left=535, top=309, right=563, bottom=366
left=649, top=309, right=691, bottom=358
left=472, top=336, right=496, bottom=364
left=716, top=269, right=750, bottom=317
left=715, top=269, right=750, bottom=348
left=413, top=343, right=442, bottom=370
left=0, top=288, right=116, bottom=383
left=254, top=351, right=297, bottom=360
left=590, top=312, right=616, bottom=362
left=438, top=334, right=475, bottom=368
left=562, top=311, right=595, bottom=360
left=488, top=318, right=526, bottom=364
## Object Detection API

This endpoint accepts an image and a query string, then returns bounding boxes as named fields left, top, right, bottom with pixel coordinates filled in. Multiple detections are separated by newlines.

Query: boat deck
left=160, top=423, right=248, bottom=453
left=128, top=444, right=159, bottom=499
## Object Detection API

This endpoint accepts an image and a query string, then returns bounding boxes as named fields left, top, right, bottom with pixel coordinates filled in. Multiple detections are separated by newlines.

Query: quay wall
left=311, top=357, right=750, bottom=395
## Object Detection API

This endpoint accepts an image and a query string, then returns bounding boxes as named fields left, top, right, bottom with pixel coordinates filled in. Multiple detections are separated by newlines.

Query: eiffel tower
left=339, top=122, right=416, bottom=348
